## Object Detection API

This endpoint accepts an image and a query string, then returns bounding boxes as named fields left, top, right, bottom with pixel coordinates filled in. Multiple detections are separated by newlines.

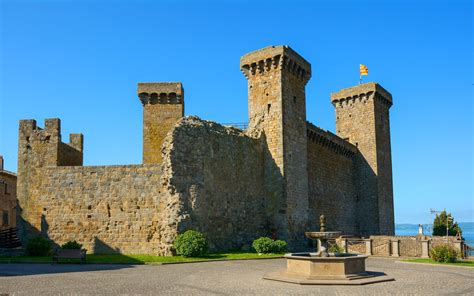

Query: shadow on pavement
left=0, top=262, right=136, bottom=277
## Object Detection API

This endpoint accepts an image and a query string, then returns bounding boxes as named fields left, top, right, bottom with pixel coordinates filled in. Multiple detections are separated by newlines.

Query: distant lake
left=395, top=222, right=474, bottom=256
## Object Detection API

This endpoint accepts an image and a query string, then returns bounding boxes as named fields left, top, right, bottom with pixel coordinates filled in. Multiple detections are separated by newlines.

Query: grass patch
left=0, top=251, right=283, bottom=264
left=403, top=258, right=474, bottom=267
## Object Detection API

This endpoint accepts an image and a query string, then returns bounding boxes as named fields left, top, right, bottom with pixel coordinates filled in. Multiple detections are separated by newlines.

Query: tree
left=432, top=210, right=462, bottom=237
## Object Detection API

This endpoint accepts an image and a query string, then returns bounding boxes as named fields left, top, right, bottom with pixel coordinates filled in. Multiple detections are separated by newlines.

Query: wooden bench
left=52, top=249, right=87, bottom=264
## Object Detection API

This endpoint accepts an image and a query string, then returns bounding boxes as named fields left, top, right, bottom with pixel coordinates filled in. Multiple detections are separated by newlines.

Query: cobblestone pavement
left=1, top=258, right=473, bottom=295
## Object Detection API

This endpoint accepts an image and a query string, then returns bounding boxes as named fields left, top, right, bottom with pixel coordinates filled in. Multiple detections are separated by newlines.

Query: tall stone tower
left=331, top=82, right=394, bottom=235
left=138, top=82, right=184, bottom=164
left=240, top=46, right=311, bottom=246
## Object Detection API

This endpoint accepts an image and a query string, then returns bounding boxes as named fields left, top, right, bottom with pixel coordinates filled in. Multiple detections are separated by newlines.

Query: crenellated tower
left=240, top=45, right=311, bottom=246
left=17, top=118, right=83, bottom=237
left=331, top=82, right=394, bottom=235
left=138, top=82, right=184, bottom=164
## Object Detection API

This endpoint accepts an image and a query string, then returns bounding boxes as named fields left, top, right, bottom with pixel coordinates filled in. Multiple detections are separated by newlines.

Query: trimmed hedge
left=26, top=237, right=52, bottom=256
left=252, top=237, right=287, bottom=254
left=173, top=230, right=209, bottom=257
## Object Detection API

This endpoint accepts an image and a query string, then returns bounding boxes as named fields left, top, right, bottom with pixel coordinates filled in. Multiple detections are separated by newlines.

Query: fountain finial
left=319, top=214, right=326, bottom=232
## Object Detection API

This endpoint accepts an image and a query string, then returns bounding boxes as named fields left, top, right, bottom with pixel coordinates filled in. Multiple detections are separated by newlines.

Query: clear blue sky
left=1, top=0, right=472, bottom=223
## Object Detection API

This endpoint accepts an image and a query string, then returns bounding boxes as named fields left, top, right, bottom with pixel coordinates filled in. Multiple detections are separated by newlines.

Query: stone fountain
left=264, top=215, right=394, bottom=285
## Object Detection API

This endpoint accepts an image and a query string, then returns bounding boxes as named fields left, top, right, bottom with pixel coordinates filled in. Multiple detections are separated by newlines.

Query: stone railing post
left=420, top=239, right=430, bottom=258
left=391, top=239, right=400, bottom=257
left=364, top=239, right=372, bottom=256
left=452, top=241, right=463, bottom=257
left=341, top=238, right=348, bottom=253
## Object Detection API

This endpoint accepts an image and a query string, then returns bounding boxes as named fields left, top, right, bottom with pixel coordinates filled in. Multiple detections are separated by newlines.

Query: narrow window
left=293, top=96, right=297, bottom=103
left=4, top=183, right=8, bottom=195
left=2, top=211, right=8, bottom=226
left=267, top=104, right=271, bottom=114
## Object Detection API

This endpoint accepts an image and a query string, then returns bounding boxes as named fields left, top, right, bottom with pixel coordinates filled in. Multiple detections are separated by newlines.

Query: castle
left=17, top=45, right=394, bottom=254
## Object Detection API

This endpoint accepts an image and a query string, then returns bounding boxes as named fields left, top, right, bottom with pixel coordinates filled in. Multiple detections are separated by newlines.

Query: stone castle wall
left=306, top=124, right=358, bottom=235
left=31, top=164, right=173, bottom=254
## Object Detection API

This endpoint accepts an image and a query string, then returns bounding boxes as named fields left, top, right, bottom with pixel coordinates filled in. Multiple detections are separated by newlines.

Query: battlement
left=330, top=82, right=392, bottom=108
left=240, top=45, right=311, bottom=84
left=19, top=118, right=61, bottom=135
left=138, top=82, right=184, bottom=105
left=18, top=118, right=83, bottom=167
left=307, top=122, right=357, bottom=158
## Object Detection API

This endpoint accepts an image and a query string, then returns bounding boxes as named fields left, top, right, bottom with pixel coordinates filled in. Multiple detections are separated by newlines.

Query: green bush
left=430, top=245, right=459, bottom=263
left=173, top=230, right=208, bottom=257
left=252, top=237, right=287, bottom=254
left=26, top=237, right=52, bottom=256
left=61, top=240, right=83, bottom=250
left=328, top=243, right=344, bottom=254
left=272, top=240, right=288, bottom=253
left=252, top=237, right=274, bottom=253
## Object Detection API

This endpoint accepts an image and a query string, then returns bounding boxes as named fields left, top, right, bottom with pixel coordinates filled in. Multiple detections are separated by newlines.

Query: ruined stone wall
left=162, top=117, right=269, bottom=251
left=306, top=123, right=358, bottom=235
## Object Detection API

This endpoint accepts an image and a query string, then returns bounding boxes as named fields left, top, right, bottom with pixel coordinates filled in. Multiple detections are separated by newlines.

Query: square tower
left=240, top=46, right=311, bottom=246
left=331, top=82, right=394, bottom=235
left=138, top=82, right=184, bottom=164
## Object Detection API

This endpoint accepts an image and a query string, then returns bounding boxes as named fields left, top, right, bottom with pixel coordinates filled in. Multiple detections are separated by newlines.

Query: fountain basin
left=305, top=231, right=341, bottom=240
left=264, top=252, right=394, bottom=285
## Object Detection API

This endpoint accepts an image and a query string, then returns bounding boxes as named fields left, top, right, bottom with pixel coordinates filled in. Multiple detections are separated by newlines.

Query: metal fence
left=222, top=123, right=248, bottom=130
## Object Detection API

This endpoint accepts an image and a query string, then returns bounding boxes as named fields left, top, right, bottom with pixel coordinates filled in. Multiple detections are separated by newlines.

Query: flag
left=360, top=64, right=368, bottom=76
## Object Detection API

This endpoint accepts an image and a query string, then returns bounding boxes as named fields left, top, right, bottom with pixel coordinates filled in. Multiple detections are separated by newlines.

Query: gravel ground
left=0, top=257, right=473, bottom=295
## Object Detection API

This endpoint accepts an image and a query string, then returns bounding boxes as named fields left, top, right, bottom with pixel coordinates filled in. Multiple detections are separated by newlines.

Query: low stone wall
left=371, top=237, right=391, bottom=256
left=346, top=239, right=366, bottom=254
left=339, top=235, right=465, bottom=258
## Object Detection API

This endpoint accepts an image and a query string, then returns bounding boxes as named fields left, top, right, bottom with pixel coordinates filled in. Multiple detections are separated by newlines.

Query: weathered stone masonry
left=17, top=45, right=395, bottom=254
